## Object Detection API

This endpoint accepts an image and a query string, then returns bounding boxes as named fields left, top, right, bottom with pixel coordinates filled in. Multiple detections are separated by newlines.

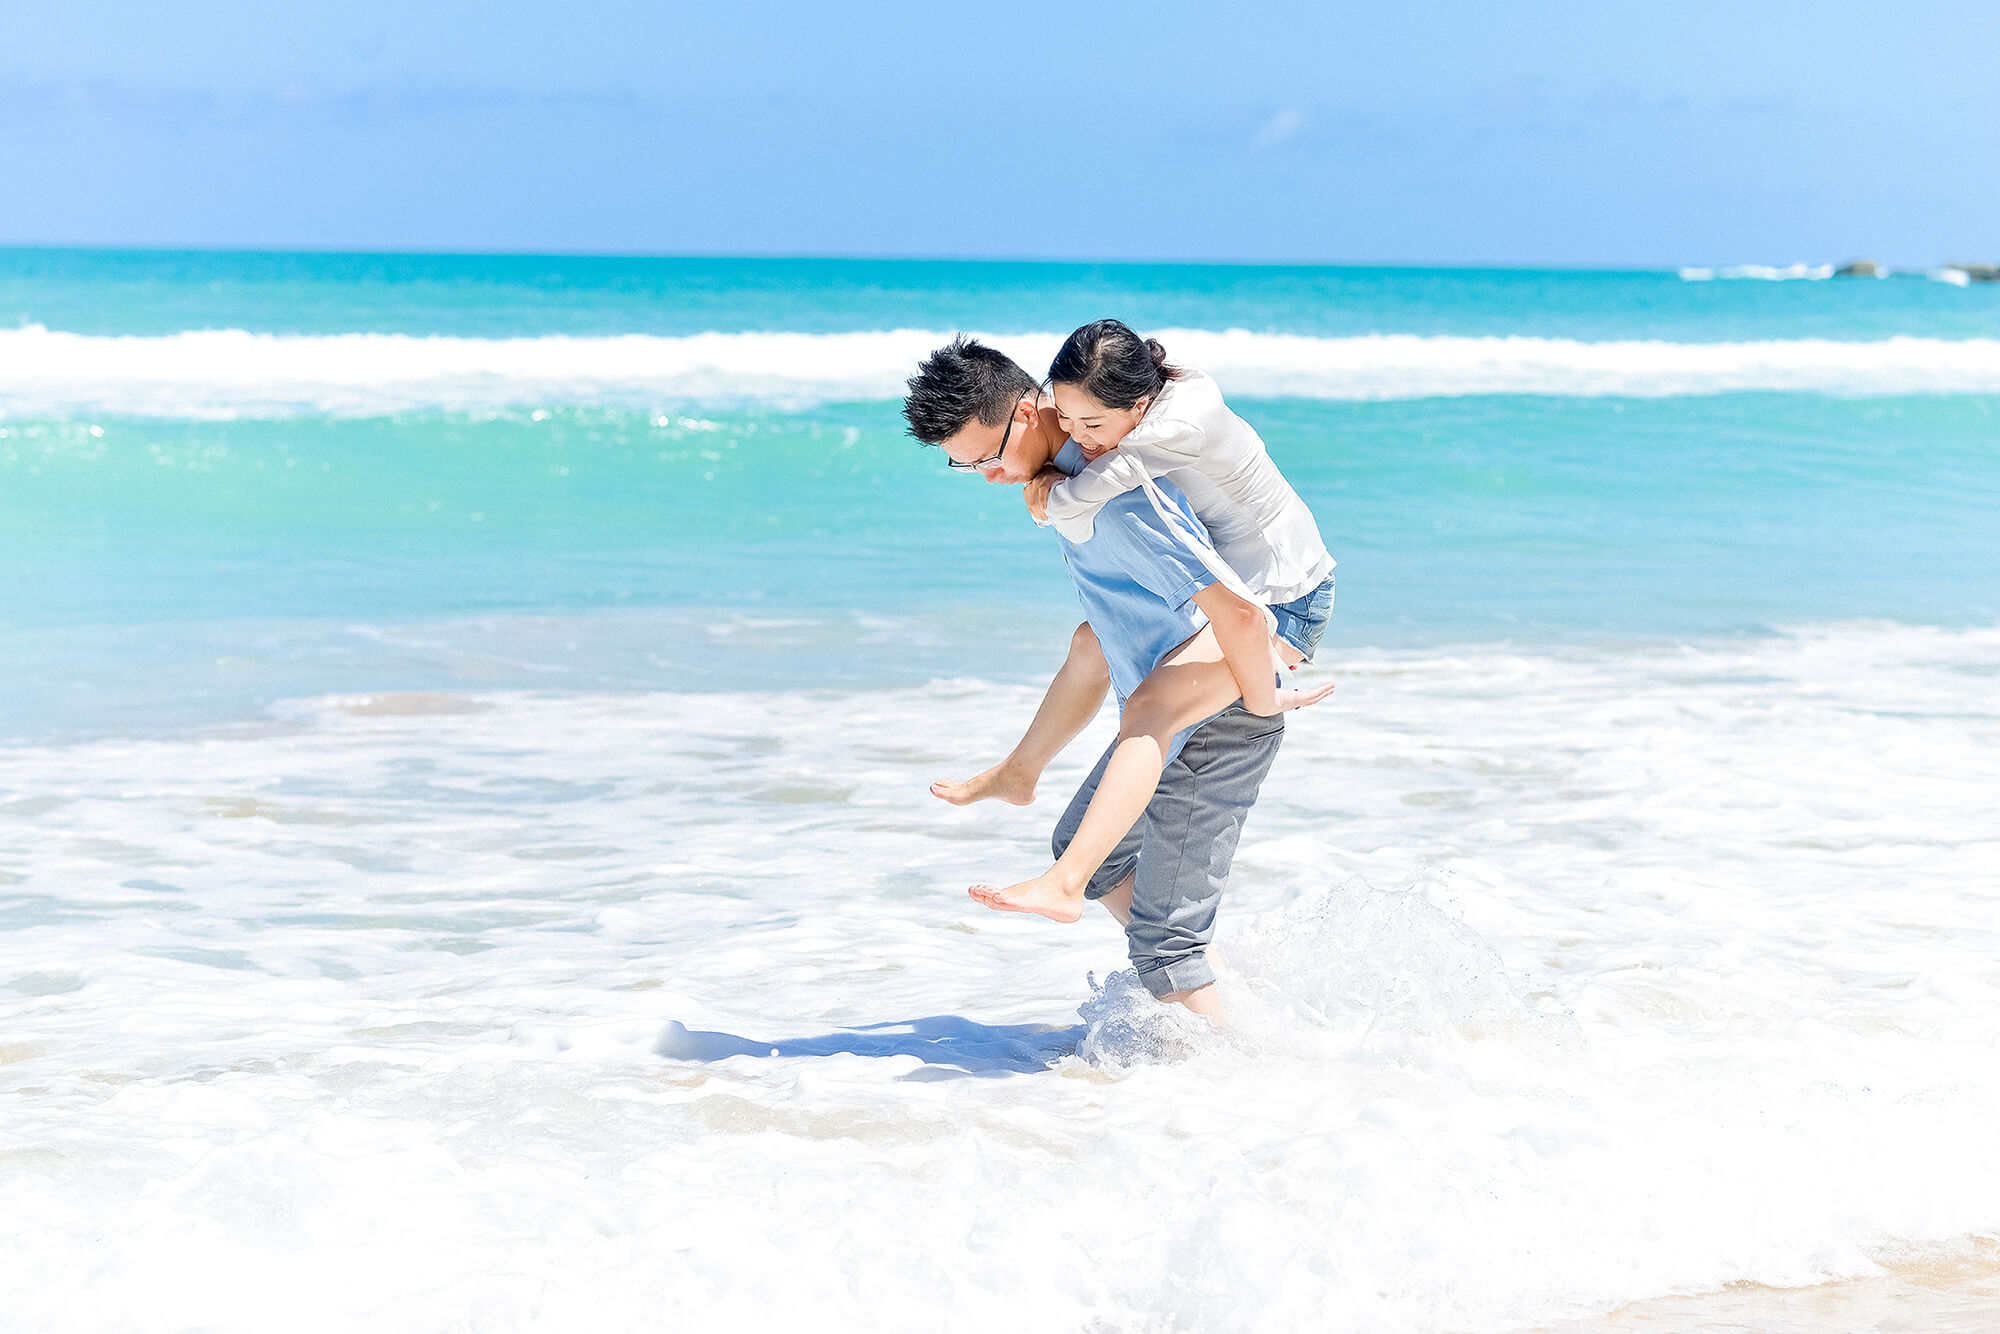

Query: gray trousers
left=1053, top=704, right=1286, bottom=999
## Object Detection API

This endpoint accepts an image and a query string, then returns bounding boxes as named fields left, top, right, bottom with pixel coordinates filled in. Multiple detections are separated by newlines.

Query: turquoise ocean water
left=2, top=249, right=1996, bottom=738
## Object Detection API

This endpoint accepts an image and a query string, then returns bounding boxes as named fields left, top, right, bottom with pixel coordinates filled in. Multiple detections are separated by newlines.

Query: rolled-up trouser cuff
left=1134, top=952, right=1216, bottom=1000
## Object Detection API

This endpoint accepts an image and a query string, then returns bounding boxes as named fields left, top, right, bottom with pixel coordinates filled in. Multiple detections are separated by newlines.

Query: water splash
left=1069, top=969, right=1220, bottom=1075
left=1230, top=876, right=1582, bottom=1053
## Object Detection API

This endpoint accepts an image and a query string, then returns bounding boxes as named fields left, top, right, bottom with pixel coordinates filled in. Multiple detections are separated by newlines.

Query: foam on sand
left=7, top=324, right=2000, bottom=417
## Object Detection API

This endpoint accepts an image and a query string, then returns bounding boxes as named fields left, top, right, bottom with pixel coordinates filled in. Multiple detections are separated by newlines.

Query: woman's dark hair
left=902, top=336, right=1039, bottom=444
left=1047, top=319, right=1182, bottom=411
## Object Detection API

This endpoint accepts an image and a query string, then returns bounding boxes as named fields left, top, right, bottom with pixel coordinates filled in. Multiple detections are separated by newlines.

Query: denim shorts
left=1270, top=572, right=1336, bottom=662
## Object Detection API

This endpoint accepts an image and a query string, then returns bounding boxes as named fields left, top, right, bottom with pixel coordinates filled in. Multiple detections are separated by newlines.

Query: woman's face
left=1051, top=384, right=1150, bottom=459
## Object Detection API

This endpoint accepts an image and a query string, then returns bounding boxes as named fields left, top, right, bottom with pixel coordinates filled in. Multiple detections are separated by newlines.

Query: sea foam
left=7, top=324, right=2000, bottom=417
left=4, top=622, right=1998, bottom=1330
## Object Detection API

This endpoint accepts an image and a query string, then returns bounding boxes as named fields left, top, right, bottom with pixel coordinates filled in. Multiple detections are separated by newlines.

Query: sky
left=3, top=0, right=1997, bottom=265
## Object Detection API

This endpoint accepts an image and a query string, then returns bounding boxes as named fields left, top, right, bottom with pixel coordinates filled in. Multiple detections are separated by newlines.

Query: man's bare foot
left=930, top=763, right=1036, bottom=807
left=966, top=870, right=1085, bottom=923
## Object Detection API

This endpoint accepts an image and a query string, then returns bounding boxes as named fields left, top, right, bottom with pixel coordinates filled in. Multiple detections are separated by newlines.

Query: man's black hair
left=902, top=336, right=1039, bottom=445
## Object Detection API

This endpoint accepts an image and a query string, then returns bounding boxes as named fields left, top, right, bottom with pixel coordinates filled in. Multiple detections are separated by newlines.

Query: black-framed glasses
left=945, top=400, right=1022, bottom=473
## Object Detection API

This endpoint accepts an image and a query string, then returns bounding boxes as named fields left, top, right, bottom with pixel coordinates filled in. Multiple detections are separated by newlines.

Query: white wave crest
left=6, top=324, right=2000, bottom=417
left=1679, top=263, right=1835, bottom=282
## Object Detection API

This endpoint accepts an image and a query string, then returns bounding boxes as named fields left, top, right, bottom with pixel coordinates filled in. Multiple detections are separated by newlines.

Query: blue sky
left=3, top=0, right=1996, bottom=264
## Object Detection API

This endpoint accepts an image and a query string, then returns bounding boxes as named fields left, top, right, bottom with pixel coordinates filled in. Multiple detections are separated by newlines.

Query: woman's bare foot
left=966, top=870, right=1085, bottom=923
left=930, top=762, right=1036, bottom=807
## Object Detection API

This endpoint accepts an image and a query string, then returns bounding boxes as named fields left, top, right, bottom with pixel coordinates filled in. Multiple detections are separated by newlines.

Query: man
left=903, top=337, right=1289, bottom=1027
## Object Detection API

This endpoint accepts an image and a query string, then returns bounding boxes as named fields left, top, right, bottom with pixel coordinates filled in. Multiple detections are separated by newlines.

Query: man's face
left=938, top=395, right=1048, bottom=485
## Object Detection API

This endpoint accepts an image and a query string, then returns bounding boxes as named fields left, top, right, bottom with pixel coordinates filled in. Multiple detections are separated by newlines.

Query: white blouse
left=1045, top=369, right=1335, bottom=605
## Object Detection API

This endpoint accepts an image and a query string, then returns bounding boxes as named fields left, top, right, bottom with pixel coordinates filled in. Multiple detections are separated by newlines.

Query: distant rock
left=1942, top=263, right=2000, bottom=283
left=1835, top=258, right=1887, bottom=278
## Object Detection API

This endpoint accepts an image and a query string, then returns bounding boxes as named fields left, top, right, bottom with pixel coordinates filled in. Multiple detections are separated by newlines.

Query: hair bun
left=1145, top=338, right=1169, bottom=370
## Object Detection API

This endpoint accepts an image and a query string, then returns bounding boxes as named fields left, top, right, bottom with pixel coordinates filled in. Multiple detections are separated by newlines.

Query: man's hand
left=1024, top=468, right=1063, bottom=524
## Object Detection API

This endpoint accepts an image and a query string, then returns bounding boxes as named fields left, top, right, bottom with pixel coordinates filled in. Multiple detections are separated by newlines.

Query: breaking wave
left=7, top=324, right=2000, bottom=417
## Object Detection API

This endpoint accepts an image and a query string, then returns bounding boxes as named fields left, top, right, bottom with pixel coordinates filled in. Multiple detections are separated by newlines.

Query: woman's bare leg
left=968, top=628, right=1239, bottom=921
left=932, top=622, right=1110, bottom=806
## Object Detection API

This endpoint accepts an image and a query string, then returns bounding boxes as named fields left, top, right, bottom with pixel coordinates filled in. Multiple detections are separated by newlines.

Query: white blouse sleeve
left=1045, top=423, right=1205, bottom=543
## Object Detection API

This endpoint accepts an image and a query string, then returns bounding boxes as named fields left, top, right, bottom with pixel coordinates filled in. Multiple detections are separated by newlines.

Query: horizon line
left=0, top=240, right=1827, bottom=273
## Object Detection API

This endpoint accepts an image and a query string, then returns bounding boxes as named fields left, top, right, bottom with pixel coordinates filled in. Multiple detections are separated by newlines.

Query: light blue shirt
left=1051, top=440, right=1222, bottom=762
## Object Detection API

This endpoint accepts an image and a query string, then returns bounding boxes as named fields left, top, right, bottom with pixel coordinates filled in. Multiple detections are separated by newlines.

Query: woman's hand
left=1272, top=681, right=1337, bottom=713
left=1024, top=468, right=1063, bottom=524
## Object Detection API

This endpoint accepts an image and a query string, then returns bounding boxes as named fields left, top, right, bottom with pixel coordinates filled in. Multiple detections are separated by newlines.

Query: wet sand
left=1539, top=1238, right=2000, bottom=1332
